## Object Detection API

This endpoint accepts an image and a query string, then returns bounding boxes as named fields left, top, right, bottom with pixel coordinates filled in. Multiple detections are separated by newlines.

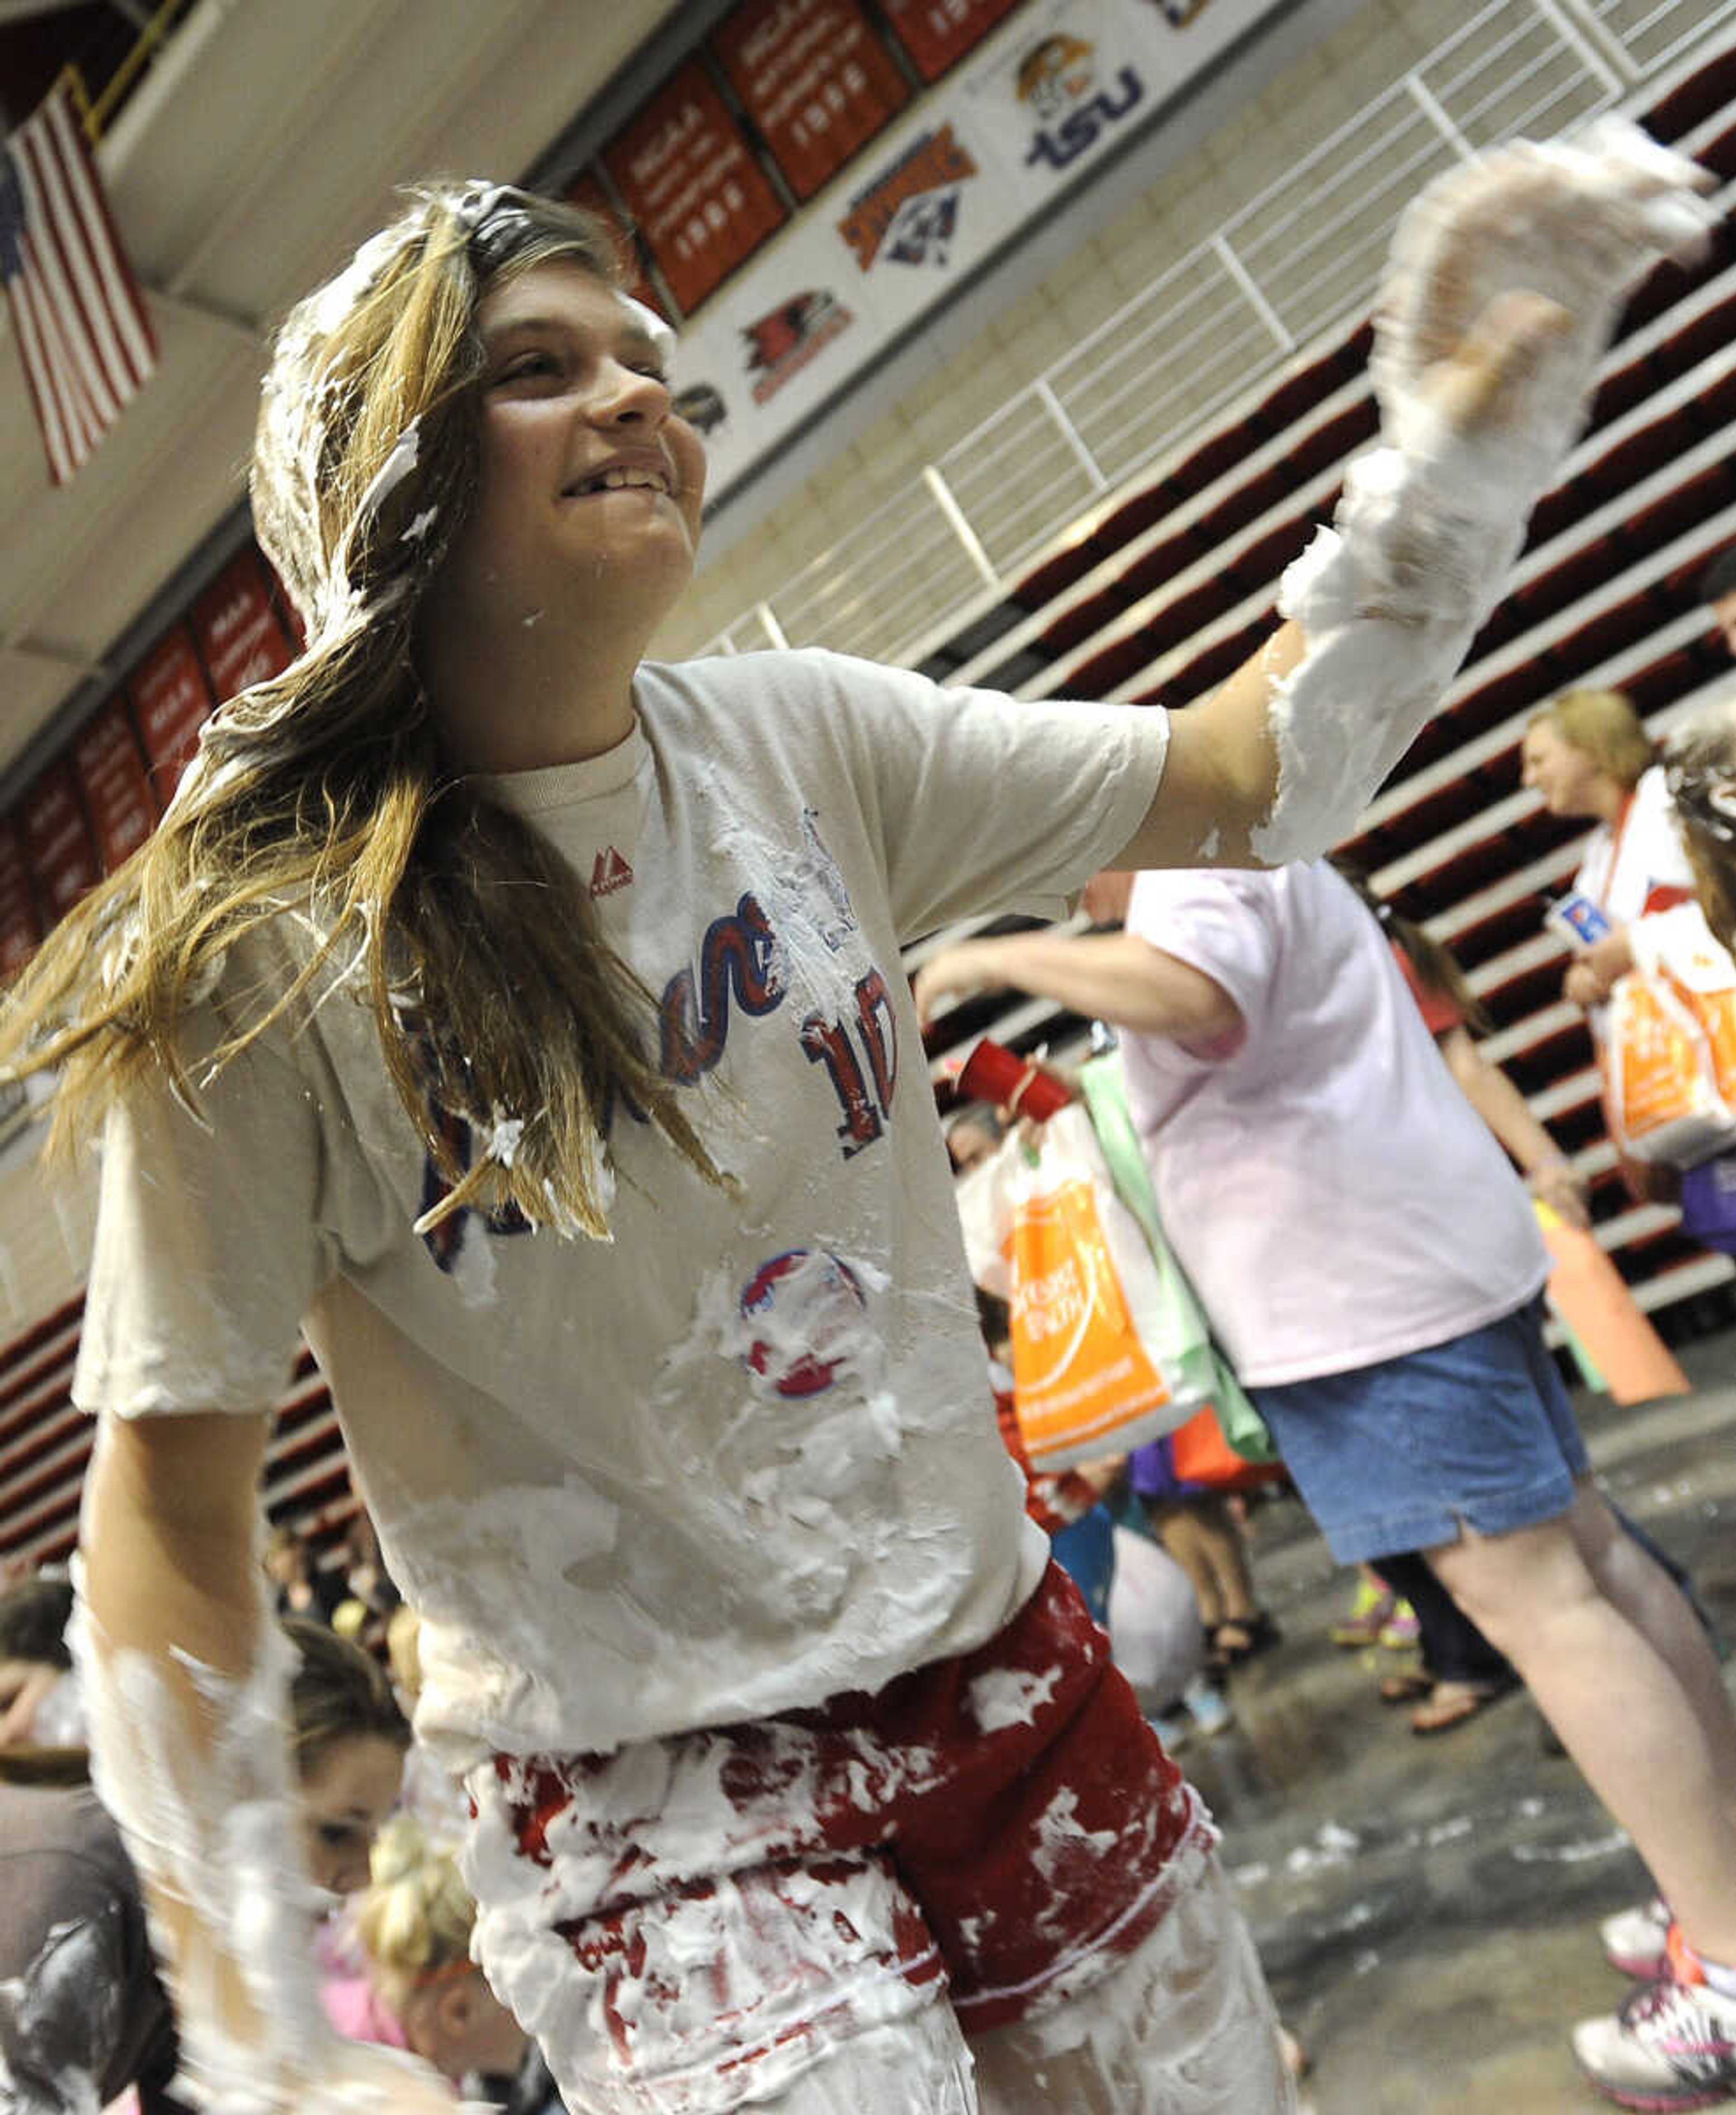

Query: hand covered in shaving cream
left=1251, top=120, right=1713, bottom=868
left=1375, top=116, right=1715, bottom=460
left=1340, top=119, right=1716, bottom=624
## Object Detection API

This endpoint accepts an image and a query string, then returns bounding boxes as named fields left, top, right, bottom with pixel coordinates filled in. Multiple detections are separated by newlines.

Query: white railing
left=701, top=0, right=1735, bottom=669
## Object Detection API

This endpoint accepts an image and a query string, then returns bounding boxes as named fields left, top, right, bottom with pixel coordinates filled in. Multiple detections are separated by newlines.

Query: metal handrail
left=78, top=0, right=195, bottom=143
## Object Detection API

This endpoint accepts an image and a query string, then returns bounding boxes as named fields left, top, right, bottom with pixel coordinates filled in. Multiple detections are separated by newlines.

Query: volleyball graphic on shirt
left=740, top=1249, right=868, bottom=1397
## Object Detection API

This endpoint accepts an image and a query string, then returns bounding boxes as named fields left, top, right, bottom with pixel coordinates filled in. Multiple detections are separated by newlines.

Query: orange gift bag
left=1534, top=1200, right=1689, bottom=1405
left=1607, top=908, right=1736, bottom=1166
left=958, top=1103, right=1208, bottom=1469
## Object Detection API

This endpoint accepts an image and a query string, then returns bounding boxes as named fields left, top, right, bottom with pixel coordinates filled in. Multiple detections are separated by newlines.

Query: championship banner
left=21, top=759, right=99, bottom=923
left=73, top=698, right=157, bottom=873
left=191, top=549, right=294, bottom=706
left=880, top=0, right=1024, bottom=81
left=604, top=60, right=789, bottom=314
left=0, top=814, right=41, bottom=977
left=714, top=0, right=911, bottom=202
left=668, top=0, right=1283, bottom=504
left=562, top=171, right=668, bottom=316
left=127, top=623, right=215, bottom=808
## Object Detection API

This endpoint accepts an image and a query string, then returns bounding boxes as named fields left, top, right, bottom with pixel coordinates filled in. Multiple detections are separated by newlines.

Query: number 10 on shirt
left=801, top=967, right=898, bottom=1157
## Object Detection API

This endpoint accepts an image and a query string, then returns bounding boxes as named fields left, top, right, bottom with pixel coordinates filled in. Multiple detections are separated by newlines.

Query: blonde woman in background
left=1520, top=687, right=1697, bottom=1017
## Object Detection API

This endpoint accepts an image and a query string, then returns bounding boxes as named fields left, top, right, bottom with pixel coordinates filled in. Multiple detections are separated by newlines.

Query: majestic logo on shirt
left=740, top=1249, right=867, bottom=1398
left=590, top=846, right=634, bottom=897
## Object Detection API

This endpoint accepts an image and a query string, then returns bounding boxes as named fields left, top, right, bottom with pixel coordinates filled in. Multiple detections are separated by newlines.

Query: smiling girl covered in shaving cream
left=0, top=128, right=1713, bottom=2115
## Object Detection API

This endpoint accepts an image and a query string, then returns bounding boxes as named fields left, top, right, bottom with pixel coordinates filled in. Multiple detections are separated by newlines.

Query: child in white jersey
left=0, top=134, right=1713, bottom=2112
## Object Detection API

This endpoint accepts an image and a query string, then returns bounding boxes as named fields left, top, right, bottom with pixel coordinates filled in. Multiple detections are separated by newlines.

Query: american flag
left=0, top=84, right=157, bottom=486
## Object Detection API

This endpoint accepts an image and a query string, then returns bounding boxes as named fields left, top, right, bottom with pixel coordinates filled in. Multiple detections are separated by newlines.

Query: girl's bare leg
left=1427, top=1479, right=1736, bottom=1966
left=968, top=1858, right=1296, bottom=2115
left=1566, top=1483, right=1736, bottom=1786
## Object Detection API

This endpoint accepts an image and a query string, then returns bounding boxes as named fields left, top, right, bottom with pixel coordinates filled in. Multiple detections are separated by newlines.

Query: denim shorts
left=1249, top=1297, right=1589, bottom=1563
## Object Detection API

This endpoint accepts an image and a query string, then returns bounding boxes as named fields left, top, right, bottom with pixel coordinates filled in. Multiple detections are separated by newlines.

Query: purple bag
left=1129, top=1437, right=1181, bottom=1502
left=1680, top=1153, right=1736, bottom=1256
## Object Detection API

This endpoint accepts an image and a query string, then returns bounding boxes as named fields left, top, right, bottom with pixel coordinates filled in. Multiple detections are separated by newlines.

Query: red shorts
left=462, top=1562, right=1215, bottom=2110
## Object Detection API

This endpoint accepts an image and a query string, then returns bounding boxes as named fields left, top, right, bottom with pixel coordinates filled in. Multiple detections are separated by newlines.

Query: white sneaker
left=1181, top=1674, right=1236, bottom=1738
left=1602, top=1898, right=1673, bottom=1981
left=1572, top=1969, right=1736, bottom=2110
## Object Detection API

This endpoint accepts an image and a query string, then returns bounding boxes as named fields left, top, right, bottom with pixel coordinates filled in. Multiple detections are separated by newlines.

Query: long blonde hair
left=0, top=183, right=722, bottom=1239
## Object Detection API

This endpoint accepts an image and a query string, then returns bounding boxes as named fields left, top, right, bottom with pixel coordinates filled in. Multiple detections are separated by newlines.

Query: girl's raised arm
left=1112, top=121, right=1716, bottom=876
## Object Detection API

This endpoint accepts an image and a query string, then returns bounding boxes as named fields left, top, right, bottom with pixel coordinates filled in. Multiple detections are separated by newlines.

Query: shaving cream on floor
left=1250, top=116, right=1716, bottom=867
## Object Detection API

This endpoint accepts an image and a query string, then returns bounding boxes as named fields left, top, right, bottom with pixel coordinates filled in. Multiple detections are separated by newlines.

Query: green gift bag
left=1078, top=1052, right=1280, bottom=1466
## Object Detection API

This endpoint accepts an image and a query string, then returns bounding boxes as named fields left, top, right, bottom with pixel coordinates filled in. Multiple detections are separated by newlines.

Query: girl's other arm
left=79, top=1411, right=454, bottom=2111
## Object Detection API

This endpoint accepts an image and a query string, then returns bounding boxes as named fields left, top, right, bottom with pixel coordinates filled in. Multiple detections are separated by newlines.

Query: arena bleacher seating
left=915, top=35, right=1736, bottom=1344
left=2, top=28, right=1733, bottom=1580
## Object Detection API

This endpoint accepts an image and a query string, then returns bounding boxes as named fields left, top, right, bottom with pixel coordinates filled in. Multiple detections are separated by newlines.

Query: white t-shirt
left=1572, top=763, right=1695, bottom=923
left=1571, top=764, right=1696, bottom=1044
left=74, top=649, right=1169, bottom=1769
left=1119, top=860, right=1547, bottom=1387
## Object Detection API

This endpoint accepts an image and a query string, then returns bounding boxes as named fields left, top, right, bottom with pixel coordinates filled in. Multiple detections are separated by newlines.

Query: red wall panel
left=21, top=760, right=99, bottom=923
left=879, top=0, right=1021, bottom=82
left=127, top=624, right=214, bottom=808
left=192, top=548, right=294, bottom=706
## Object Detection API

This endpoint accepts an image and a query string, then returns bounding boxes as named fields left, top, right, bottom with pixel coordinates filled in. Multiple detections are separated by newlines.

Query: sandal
left=1409, top=1676, right=1517, bottom=1737
left=1209, top=1612, right=1282, bottom=1667
left=1378, top=1668, right=1434, bottom=1705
